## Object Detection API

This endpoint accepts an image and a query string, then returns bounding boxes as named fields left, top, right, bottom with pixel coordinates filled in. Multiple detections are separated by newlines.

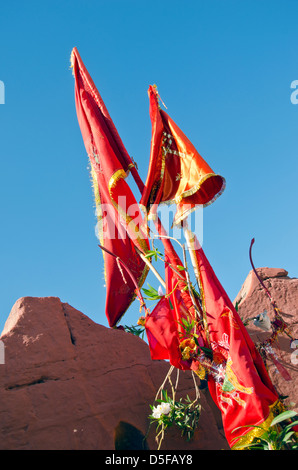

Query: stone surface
left=234, top=268, right=298, bottom=411
left=0, top=297, right=228, bottom=450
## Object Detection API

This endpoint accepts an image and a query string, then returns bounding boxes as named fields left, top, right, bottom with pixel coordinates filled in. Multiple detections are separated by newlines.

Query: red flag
left=189, top=235, right=281, bottom=449
left=145, top=297, right=184, bottom=369
left=71, top=48, right=150, bottom=327
left=140, top=85, right=225, bottom=225
left=145, top=241, right=206, bottom=371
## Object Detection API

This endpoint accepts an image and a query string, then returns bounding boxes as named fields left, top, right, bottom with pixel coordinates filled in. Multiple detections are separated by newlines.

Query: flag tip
left=70, top=47, right=77, bottom=74
left=151, top=84, right=167, bottom=109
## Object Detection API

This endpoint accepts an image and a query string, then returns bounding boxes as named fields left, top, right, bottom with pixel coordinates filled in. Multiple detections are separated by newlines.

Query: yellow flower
left=181, top=346, right=192, bottom=360
left=196, top=364, right=207, bottom=380
left=137, top=316, right=146, bottom=326
left=179, top=338, right=196, bottom=350
left=179, top=338, right=197, bottom=360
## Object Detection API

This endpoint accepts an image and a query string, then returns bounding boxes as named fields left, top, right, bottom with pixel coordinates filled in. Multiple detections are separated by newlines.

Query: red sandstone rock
left=234, top=268, right=298, bottom=411
left=0, top=297, right=228, bottom=450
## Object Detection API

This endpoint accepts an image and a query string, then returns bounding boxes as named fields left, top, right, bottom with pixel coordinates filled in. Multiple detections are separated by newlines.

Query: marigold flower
left=181, top=346, right=192, bottom=360
left=213, top=352, right=225, bottom=365
left=179, top=338, right=196, bottom=351
left=179, top=338, right=197, bottom=360
left=179, top=338, right=197, bottom=361
left=137, top=316, right=146, bottom=326
left=196, top=364, right=207, bottom=380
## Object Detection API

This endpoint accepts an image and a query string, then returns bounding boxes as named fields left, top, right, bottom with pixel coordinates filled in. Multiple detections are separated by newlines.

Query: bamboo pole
left=135, top=247, right=166, bottom=289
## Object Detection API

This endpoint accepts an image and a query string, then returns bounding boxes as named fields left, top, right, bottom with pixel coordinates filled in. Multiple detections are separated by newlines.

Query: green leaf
left=270, top=410, right=298, bottom=427
left=124, top=324, right=145, bottom=339
left=231, top=424, right=265, bottom=434
left=142, top=283, right=162, bottom=300
left=200, top=346, right=213, bottom=359
left=282, top=431, right=295, bottom=443
left=177, top=265, right=186, bottom=271
left=285, top=420, right=298, bottom=429
left=144, top=248, right=163, bottom=262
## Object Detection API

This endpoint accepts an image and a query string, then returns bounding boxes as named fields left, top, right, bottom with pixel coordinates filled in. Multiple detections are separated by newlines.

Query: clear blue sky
left=0, top=0, right=297, bottom=333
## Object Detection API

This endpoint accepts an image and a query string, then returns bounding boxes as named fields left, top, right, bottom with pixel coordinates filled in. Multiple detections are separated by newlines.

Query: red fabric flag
left=145, top=241, right=206, bottom=371
left=145, top=297, right=184, bottom=369
left=140, top=85, right=225, bottom=225
left=189, top=235, right=281, bottom=449
left=71, top=47, right=150, bottom=327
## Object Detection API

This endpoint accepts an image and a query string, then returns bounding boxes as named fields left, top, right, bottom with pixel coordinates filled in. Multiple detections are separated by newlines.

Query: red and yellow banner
left=71, top=48, right=150, bottom=327
left=140, top=85, right=225, bottom=225
left=191, top=235, right=280, bottom=448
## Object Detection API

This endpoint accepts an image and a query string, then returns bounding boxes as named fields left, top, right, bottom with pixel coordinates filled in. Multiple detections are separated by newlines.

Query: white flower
left=152, top=406, right=162, bottom=419
left=160, top=402, right=171, bottom=415
left=158, top=286, right=164, bottom=297
left=152, top=402, right=172, bottom=419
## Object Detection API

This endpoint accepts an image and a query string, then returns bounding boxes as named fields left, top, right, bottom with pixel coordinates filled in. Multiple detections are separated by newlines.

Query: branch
left=98, top=244, right=147, bottom=314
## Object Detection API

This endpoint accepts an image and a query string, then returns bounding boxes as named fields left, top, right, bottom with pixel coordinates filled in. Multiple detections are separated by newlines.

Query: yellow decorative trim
left=90, top=167, right=104, bottom=245
left=108, top=165, right=134, bottom=191
left=144, top=170, right=226, bottom=227
left=108, top=169, right=150, bottom=255
left=231, top=400, right=285, bottom=449
left=108, top=169, right=127, bottom=191
left=127, top=163, right=135, bottom=170
left=175, top=173, right=225, bottom=204
left=90, top=166, right=107, bottom=284
left=172, top=205, right=199, bottom=228
left=148, top=143, right=166, bottom=210
left=225, top=356, right=254, bottom=396
left=185, top=230, right=211, bottom=349
left=106, top=167, right=151, bottom=325
left=90, top=163, right=150, bottom=326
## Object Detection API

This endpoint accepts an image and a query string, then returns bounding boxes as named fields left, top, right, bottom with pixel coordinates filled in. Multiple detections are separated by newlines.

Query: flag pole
left=182, top=221, right=201, bottom=285
left=98, top=243, right=148, bottom=314
left=128, top=163, right=188, bottom=291
left=182, top=219, right=212, bottom=349
left=129, top=160, right=205, bottom=315
left=135, top=247, right=166, bottom=289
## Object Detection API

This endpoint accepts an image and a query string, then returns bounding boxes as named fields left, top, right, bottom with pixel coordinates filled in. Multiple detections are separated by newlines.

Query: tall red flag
left=189, top=235, right=281, bottom=449
left=140, top=85, right=225, bottom=225
left=71, top=48, right=150, bottom=327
